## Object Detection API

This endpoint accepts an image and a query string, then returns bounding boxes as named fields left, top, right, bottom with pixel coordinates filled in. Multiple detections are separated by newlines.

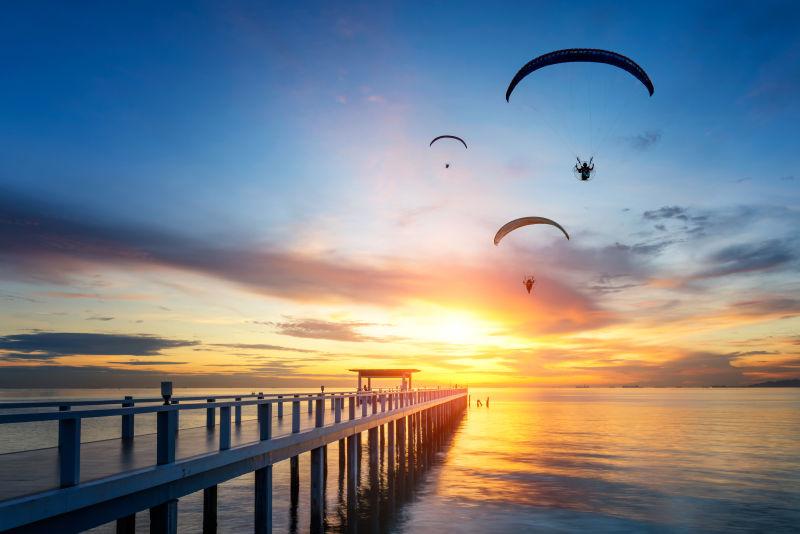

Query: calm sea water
left=1, top=387, right=798, bottom=533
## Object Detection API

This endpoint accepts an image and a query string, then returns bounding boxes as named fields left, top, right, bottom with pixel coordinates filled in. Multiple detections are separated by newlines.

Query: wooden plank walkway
left=0, top=411, right=323, bottom=501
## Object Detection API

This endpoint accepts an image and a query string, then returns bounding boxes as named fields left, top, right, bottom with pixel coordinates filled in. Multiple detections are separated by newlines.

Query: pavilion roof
left=348, top=368, right=420, bottom=378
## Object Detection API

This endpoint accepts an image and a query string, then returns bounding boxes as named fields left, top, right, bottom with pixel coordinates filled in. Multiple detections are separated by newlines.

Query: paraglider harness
left=575, top=157, right=594, bottom=181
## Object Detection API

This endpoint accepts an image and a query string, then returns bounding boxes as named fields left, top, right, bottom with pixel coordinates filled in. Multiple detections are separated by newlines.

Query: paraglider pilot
left=575, top=157, right=594, bottom=181
left=523, top=276, right=535, bottom=294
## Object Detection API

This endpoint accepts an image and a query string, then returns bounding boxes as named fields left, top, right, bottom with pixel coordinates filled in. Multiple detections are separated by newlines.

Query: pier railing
left=0, top=385, right=468, bottom=533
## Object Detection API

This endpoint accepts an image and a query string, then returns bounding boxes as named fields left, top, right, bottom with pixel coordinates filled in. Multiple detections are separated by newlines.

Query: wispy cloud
left=209, top=342, right=317, bottom=353
left=107, top=360, right=188, bottom=366
left=624, top=130, right=662, bottom=151
left=0, top=332, right=197, bottom=361
left=270, top=317, right=380, bottom=342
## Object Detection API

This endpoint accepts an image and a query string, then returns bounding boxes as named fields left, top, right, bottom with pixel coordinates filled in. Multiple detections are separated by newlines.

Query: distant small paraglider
left=430, top=134, right=467, bottom=169
left=494, top=216, right=570, bottom=295
left=523, top=276, right=535, bottom=294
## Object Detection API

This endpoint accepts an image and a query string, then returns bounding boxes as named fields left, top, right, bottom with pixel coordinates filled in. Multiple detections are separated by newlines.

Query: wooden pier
left=0, top=383, right=467, bottom=533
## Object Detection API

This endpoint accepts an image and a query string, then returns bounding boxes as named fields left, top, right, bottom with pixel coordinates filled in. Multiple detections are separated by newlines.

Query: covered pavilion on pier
left=348, top=368, right=420, bottom=391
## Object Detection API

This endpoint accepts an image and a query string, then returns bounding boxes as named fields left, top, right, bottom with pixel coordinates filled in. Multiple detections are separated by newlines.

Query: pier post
left=219, top=406, right=231, bottom=450
left=278, top=395, right=284, bottom=419
left=334, top=396, right=342, bottom=423
left=308, top=394, right=313, bottom=414
left=150, top=500, right=178, bottom=534
left=156, top=409, right=177, bottom=465
left=234, top=397, right=242, bottom=425
left=206, top=398, right=215, bottom=429
left=58, top=411, right=80, bottom=487
left=347, top=395, right=358, bottom=510
left=116, top=514, right=135, bottom=534
left=121, top=396, right=134, bottom=441
left=290, top=454, right=299, bottom=532
left=369, top=423, right=378, bottom=471
left=310, top=395, right=325, bottom=532
left=172, top=400, right=179, bottom=430
left=361, top=394, right=368, bottom=417
left=397, top=417, right=406, bottom=471
left=203, top=485, right=217, bottom=534
left=292, top=395, right=300, bottom=434
left=151, top=407, right=178, bottom=533
left=255, top=400, right=273, bottom=534
left=408, top=412, right=415, bottom=480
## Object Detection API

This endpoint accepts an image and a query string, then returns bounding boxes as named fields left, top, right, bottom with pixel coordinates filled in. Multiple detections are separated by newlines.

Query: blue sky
left=1, top=1, right=798, bottom=387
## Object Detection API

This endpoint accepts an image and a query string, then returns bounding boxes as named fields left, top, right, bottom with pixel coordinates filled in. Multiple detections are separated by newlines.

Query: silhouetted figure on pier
left=486, top=397, right=490, bottom=407
left=320, top=385, right=325, bottom=393
left=476, top=399, right=482, bottom=407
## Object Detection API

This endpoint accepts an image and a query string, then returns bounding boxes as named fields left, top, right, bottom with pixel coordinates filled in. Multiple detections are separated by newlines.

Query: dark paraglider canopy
left=505, top=48, right=655, bottom=101
left=429, top=135, right=468, bottom=149
left=494, top=216, right=570, bottom=246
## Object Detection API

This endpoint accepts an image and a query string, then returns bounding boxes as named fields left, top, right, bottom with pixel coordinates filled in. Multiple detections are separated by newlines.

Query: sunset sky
left=1, top=1, right=798, bottom=388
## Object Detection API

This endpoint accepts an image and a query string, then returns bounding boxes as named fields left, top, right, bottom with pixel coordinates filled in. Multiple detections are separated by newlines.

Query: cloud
left=624, top=130, right=662, bottom=151
left=642, top=206, right=689, bottom=221
left=209, top=342, right=317, bottom=353
left=695, top=239, right=797, bottom=279
left=0, top=332, right=198, bottom=361
left=86, top=316, right=114, bottom=321
left=270, top=318, right=379, bottom=342
left=107, top=360, right=188, bottom=366
left=732, top=297, right=800, bottom=318
left=587, top=274, right=643, bottom=294
left=0, top=365, right=356, bottom=388
left=396, top=204, right=443, bottom=228
left=0, top=193, right=416, bottom=305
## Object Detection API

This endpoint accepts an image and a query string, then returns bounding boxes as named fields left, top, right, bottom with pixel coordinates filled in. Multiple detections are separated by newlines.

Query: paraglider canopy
left=429, top=135, right=468, bottom=149
left=494, top=217, right=570, bottom=246
left=505, top=48, right=654, bottom=101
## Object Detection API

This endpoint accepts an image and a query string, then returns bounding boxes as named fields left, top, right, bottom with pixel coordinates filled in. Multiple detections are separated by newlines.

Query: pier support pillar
left=346, top=434, right=358, bottom=509
left=290, top=455, right=299, bottom=531
left=310, top=447, right=324, bottom=533
left=255, top=466, right=273, bottom=534
left=369, top=426, right=379, bottom=470
left=203, top=485, right=217, bottom=534
left=255, top=401, right=273, bottom=534
left=149, top=499, right=178, bottom=534
left=388, top=419, right=395, bottom=469
left=116, top=514, right=135, bottom=534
